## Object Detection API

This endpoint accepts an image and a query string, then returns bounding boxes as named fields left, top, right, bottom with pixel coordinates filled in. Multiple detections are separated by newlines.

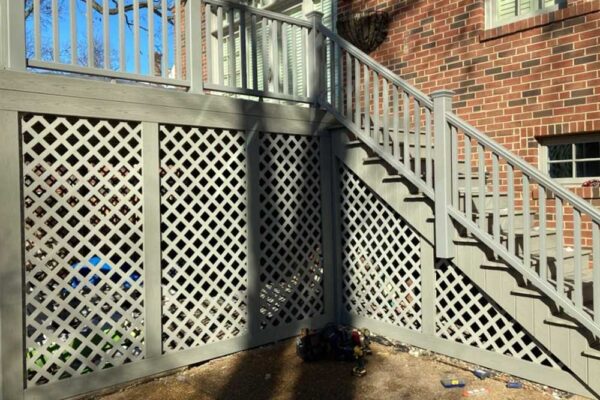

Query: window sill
left=480, top=0, right=600, bottom=42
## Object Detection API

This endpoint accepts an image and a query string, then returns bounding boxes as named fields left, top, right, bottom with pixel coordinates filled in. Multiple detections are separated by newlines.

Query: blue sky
left=26, top=0, right=179, bottom=75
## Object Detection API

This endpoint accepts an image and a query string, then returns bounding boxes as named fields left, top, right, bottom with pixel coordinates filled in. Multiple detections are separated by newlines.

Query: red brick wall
left=338, top=0, right=600, bottom=199
left=338, top=0, right=600, bottom=245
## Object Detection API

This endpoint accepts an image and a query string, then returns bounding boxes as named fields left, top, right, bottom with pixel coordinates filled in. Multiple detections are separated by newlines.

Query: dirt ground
left=97, top=339, right=587, bottom=400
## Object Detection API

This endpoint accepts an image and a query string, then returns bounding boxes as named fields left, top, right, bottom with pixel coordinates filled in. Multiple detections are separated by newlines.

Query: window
left=487, top=0, right=564, bottom=27
left=540, top=135, right=600, bottom=184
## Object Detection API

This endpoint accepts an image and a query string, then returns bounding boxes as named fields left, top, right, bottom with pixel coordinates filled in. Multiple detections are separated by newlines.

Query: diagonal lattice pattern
left=160, top=125, right=248, bottom=352
left=435, top=262, right=564, bottom=369
left=21, top=114, right=145, bottom=387
left=339, top=166, right=422, bottom=330
left=258, top=133, right=324, bottom=329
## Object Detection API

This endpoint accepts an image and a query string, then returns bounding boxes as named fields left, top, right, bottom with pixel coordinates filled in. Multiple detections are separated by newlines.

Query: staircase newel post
left=1, top=0, right=26, bottom=71
left=432, top=90, right=456, bottom=259
left=306, top=11, right=324, bottom=107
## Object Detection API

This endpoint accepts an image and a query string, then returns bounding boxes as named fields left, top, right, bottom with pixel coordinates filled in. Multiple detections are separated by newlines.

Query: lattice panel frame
left=160, top=125, right=248, bottom=352
left=258, top=133, right=325, bottom=329
left=21, top=114, right=145, bottom=387
left=435, top=262, right=564, bottom=369
left=339, top=166, right=422, bottom=330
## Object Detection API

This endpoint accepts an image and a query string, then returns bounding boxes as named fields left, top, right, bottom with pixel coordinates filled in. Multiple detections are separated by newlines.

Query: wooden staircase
left=331, top=126, right=600, bottom=398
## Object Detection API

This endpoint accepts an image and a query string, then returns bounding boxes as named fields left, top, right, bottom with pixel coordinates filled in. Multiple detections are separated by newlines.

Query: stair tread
left=530, top=246, right=592, bottom=259
left=544, top=315, right=579, bottom=328
left=511, top=287, right=543, bottom=297
left=582, top=347, right=600, bottom=359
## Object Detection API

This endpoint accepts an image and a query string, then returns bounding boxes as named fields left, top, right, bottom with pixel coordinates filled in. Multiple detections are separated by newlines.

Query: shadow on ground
left=97, top=340, right=578, bottom=400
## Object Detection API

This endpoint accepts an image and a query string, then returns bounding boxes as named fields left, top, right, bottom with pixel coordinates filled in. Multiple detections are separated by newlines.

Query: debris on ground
left=463, top=387, right=490, bottom=397
left=97, top=331, right=587, bottom=400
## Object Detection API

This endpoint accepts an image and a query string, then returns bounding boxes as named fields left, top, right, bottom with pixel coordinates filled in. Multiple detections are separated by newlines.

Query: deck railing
left=0, top=0, right=321, bottom=101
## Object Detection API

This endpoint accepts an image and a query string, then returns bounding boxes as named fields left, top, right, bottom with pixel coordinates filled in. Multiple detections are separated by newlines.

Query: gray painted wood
left=189, top=0, right=203, bottom=93
left=142, top=122, right=163, bottom=358
left=0, top=110, right=25, bottom=400
left=432, top=90, right=455, bottom=259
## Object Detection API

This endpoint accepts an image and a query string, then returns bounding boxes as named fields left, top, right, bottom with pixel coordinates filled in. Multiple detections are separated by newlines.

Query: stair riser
left=458, top=193, right=510, bottom=211
left=458, top=213, right=533, bottom=235
left=511, top=232, right=558, bottom=256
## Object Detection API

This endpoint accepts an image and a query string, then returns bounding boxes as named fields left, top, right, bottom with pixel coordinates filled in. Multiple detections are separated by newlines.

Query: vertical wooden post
left=0, top=110, right=25, bottom=400
left=142, top=121, right=163, bottom=359
left=420, top=240, right=436, bottom=335
left=319, top=132, right=337, bottom=322
left=245, top=126, right=262, bottom=337
left=188, top=0, right=203, bottom=92
left=306, top=11, right=324, bottom=106
left=3, top=0, right=26, bottom=71
left=432, top=90, right=455, bottom=259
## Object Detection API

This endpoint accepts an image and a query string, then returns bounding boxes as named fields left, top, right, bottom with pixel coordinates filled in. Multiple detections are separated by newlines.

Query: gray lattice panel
left=160, top=125, right=248, bottom=352
left=21, top=114, right=145, bottom=387
left=258, top=133, right=324, bottom=329
left=435, top=262, right=563, bottom=369
left=339, top=166, right=423, bottom=330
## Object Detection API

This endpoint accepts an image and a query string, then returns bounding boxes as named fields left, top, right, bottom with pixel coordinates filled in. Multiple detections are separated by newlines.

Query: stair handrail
left=316, top=22, right=600, bottom=338
left=446, top=112, right=600, bottom=224
left=317, top=24, right=433, bottom=110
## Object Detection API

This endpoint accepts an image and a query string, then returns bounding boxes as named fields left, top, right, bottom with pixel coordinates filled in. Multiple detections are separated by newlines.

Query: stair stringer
left=331, top=129, right=599, bottom=399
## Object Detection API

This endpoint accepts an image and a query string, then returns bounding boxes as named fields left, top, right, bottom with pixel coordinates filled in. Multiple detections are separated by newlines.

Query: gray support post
left=5, top=1, right=26, bottom=71
left=0, top=110, right=25, bottom=400
left=306, top=11, right=324, bottom=106
left=420, top=239, right=436, bottom=335
left=188, top=0, right=203, bottom=93
left=142, top=121, right=163, bottom=358
left=245, top=127, right=262, bottom=337
left=432, top=90, right=455, bottom=259
left=319, top=132, right=336, bottom=322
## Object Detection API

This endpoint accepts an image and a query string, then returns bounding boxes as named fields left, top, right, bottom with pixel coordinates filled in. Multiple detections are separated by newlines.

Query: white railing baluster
left=271, top=19, right=279, bottom=93
left=104, top=0, right=110, bottom=69
left=373, top=72, right=380, bottom=143
left=147, top=0, right=154, bottom=75
left=383, top=81, right=389, bottom=151
left=34, top=0, right=41, bottom=60
left=523, top=174, right=531, bottom=271
left=464, top=134, right=472, bottom=225
left=327, top=38, right=334, bottom=106
left=240, top=10, right=248, bottom=90
left=161, top=0, right=168, bottom=77
left=120, top=0, right=126, bottom=72
left=294, top=25, right=300, bottom=97
left=281, top=22, right=288, bottom=94
left=507, top=164, right=515, bottom=254
left=414, top=100, right=421, bottom=178
left=555, top=196, right=564, bottom=295
left=593, top=222, right=600, bottom=323
left=217, top=7, right=224, bottom=85
left=403, top=92, right=410, bottom=164
left=492, top=153, right=500, bottom=245
left=251, top=14, right=258, bottom=91
left=539, top=186, right=547, bottom=282
left=228, top=7, right=236, bottom=87
left=393, top=86, right=400, bottom=161
left=134, top=0, right=140, bottom=73
left=302, top=27, right=307, bottom=98
left=354, top=58, right=361, bottom=127
left=345, top=52, right=351, bottom=119
left=87, top=0, right=94, bottom=67
left=175, top=0, right=182, bottom=79
left=451, top=126, right=459, bottom=208
left=574, top=209, right=583, bottom=309
left=364, top=65, right=370, bottom=136
left=261, top=17, right=268, bottom=91
left=425, top=108, right=432, bottom=188
left=205, top=4, right=213, bottom=83
left=70, top=0, right=77, bottom=65
left=478, top=144, right=486, bottom=231
left=52, top=0, right=59, bottom=62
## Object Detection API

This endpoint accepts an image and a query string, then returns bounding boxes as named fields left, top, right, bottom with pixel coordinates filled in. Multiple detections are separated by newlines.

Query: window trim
left=538, top=134, right=600, bottom=186
left=485, top=0, right=565, bottom=29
